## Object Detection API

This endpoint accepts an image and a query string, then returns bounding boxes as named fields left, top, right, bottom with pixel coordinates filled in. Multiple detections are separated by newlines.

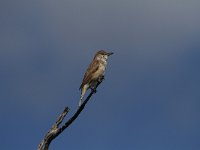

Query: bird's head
left=95, top=50, right=114, bottom=61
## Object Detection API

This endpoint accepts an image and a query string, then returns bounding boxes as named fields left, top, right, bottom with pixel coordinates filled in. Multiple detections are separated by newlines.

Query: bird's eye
left=104, top=55, right=108, bottom=59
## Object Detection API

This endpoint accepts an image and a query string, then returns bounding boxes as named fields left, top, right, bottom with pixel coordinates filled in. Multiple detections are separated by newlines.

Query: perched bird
left=79, top=50, right=113, bottom=106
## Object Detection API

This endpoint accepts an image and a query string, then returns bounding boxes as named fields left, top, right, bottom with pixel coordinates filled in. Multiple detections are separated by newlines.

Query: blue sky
left=0, top=0, right=200, bottom=150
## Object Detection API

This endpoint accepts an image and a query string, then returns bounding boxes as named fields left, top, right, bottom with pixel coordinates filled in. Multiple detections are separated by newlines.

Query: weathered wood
left=37, top=107, right=69, bottom=150
left=37, top=78, right=103, bottom=150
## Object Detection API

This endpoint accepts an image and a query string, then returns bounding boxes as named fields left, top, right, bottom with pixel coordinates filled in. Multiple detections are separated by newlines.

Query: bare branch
left=37, top=78, right=103, bottom=150
left=37, top=107, right=69, bottom=150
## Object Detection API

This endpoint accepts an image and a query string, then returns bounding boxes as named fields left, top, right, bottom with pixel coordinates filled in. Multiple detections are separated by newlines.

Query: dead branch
left=37, top=78, right=103, bottom=150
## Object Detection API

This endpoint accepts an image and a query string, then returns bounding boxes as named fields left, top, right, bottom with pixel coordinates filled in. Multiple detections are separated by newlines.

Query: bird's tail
left=79, top=97, right=83, bottom=107
left=79, top=84, right=88, bottom=107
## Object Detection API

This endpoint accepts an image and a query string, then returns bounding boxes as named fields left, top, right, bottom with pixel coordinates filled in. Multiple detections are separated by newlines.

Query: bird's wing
left=79, top=59, right=99, bottom=90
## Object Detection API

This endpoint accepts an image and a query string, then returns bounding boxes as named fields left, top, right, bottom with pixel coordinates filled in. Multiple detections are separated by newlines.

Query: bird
left=79, top=50, right=113, bottom=106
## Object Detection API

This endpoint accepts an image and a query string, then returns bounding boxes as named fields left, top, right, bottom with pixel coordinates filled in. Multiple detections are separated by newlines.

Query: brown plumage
left=79, top=50, right=113, bottom=106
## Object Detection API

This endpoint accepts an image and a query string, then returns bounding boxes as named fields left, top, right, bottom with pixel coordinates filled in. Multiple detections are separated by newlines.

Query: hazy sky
left=1, top=0, right=200, bottom=150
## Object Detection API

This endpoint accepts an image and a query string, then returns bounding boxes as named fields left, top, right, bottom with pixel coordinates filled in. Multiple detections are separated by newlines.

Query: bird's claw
left=91, top=87, right=97, bottom=93
left=98, top=75, right=105, bottom=82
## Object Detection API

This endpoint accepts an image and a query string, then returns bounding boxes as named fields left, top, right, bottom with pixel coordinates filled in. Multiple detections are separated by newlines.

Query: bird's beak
left=107, top=52, right=114, bottom=56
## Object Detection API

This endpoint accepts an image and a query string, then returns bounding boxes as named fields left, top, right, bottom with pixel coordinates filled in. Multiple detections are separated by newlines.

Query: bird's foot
left=98, top=75, right=105, bottom=82
left=91, top=87, right=97, bottom=93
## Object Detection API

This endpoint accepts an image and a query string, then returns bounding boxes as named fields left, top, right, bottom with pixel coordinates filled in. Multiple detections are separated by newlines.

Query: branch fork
left=37, top=79, right=103, bottom=150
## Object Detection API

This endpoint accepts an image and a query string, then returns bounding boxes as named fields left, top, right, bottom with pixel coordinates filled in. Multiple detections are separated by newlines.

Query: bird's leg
left=98, top=75, right=105, bottom=82
left=90, top=81, right=97, bottom=93
left=91, top=86, right=97, bottom=93
left=90, top=76, right=104, bottom=93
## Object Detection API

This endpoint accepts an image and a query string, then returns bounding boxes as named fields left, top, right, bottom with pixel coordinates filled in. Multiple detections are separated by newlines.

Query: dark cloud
left=0, top=0, right=200, bottom=150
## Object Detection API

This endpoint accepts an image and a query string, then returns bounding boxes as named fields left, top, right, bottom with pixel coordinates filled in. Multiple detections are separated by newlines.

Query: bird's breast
left=92, top=63, right=106, bottom=80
